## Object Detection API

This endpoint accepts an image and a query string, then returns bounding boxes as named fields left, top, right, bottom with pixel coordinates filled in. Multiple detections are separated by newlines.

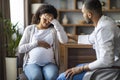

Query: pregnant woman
left=18, top=4, right=68, bottom=80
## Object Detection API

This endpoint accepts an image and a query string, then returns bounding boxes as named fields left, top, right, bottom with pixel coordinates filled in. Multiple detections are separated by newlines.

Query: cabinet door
left=60, top=44, right=96, bottom=71
left=68, top=47, right=96, bottom=68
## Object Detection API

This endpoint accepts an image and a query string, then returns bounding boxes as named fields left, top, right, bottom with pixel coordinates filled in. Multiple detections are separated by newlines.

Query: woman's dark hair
left=31, top=4, right=58, bottom=24
left=83, top=0, right=102, bottom=15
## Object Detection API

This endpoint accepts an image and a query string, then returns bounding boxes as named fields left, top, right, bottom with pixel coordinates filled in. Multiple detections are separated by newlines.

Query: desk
left=60, top=43, right=96, bottom=72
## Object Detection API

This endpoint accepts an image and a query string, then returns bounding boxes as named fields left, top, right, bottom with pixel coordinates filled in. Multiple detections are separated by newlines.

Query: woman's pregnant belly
left=28, top=47, right=54, bottom=66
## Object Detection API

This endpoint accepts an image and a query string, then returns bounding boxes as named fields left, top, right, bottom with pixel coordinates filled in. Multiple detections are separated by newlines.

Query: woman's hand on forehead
left=44, top=13, right=54, bottom=22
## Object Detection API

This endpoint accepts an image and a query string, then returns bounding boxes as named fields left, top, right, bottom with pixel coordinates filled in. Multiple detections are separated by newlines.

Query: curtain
left=24, top=0, right=32, bottom=27
left=0, top=0, right=10, bottom=80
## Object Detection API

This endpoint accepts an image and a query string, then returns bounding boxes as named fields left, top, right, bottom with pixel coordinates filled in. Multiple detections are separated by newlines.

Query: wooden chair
left=17, top=53, right=28, bottom=80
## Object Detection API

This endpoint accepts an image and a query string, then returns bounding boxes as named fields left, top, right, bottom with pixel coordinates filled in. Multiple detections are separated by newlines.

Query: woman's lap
left=24, top=63, right=59, bottom=80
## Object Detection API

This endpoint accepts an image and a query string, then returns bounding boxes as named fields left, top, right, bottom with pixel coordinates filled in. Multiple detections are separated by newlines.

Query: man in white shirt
left=57, top=0, right=120, bottom=80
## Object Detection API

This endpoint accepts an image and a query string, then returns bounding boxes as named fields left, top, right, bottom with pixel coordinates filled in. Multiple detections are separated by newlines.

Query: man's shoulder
left=101, top=15, right=116, bottom=26
left=102, top=15, right=114, bottom=23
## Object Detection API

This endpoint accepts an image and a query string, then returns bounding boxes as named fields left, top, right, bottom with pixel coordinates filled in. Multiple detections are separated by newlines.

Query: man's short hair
left=83, top=0, right=102, bottom=14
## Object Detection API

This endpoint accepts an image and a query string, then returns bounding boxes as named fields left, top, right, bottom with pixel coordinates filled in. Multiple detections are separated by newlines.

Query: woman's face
left=39, top=13, right=54, bottom=28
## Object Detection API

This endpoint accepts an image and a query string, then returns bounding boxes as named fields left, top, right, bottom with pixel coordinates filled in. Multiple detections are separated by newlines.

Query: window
left=10, top=0, right=24, bottom=34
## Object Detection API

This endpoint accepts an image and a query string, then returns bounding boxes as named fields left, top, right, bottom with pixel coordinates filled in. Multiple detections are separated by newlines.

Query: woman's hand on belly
left=37, top=40, right=51, bottom=49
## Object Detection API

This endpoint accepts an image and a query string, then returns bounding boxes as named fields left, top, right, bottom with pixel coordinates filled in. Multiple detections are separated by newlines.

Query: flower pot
left=5, top=57, right=17, bottom=80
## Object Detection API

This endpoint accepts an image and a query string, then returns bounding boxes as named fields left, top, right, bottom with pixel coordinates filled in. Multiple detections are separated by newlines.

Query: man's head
left=82, top=0, right=102, bottom=24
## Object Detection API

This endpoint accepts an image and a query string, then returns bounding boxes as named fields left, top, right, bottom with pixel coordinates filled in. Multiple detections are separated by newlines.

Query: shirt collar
left=95, top=15, right=105, bottom=32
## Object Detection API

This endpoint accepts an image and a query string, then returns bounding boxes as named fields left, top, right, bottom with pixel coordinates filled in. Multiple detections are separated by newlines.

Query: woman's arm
left=51, top=19, right=68, bottom=43
left=18, top=26, right=38, bottom=53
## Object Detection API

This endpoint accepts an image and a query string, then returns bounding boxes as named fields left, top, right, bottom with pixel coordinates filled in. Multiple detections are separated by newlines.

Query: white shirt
left=27, top=28, right=54, bottom=66
left=18, top=19, right=68, bottom=53
left=18, top=19, right=68, bottom=68
left=78, top=15, right=120, bottom=70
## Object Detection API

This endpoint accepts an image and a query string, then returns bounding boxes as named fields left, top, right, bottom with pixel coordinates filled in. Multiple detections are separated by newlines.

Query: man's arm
left=67, top=33, right=78, bottom=41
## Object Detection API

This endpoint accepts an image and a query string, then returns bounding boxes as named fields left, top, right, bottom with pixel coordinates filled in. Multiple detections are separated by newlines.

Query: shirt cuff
left=78, top=35, right=91, bottom=44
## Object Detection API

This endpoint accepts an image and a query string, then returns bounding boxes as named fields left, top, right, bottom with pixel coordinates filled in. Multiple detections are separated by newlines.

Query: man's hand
left=37, top=41, right=51, bottom=49
left=65, top=67, right=83, bottom=80
left=67, top=33, right=78, bottom=41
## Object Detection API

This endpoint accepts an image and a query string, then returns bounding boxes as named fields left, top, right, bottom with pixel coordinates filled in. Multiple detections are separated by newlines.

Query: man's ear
left=87, top=12, right=92, bottom=19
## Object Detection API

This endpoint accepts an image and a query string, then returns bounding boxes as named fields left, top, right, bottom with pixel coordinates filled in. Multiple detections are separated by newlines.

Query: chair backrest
left=17, top=53, right=25, bottom=68
left=17, top=53, right=28, bottom=80
left=90, top=68, right=120, bottom=80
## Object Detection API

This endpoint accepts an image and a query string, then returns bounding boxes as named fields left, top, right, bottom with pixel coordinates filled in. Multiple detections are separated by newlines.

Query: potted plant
left=0, top=15, right=22, bottom=56
left=5, top=21, right=22, bottom=56
left=0, top=16, right=22, bottom=80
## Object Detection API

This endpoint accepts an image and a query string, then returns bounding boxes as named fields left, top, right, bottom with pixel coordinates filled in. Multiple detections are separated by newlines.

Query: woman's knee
left=43, top=63, right=59, bottom=80
left=24, top=64, right=43, bottom=80
left=25, top=70, right=43, bottom=80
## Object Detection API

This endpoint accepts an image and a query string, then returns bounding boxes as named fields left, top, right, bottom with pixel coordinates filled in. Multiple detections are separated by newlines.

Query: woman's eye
left=43, top=18, right=46, bottom=20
